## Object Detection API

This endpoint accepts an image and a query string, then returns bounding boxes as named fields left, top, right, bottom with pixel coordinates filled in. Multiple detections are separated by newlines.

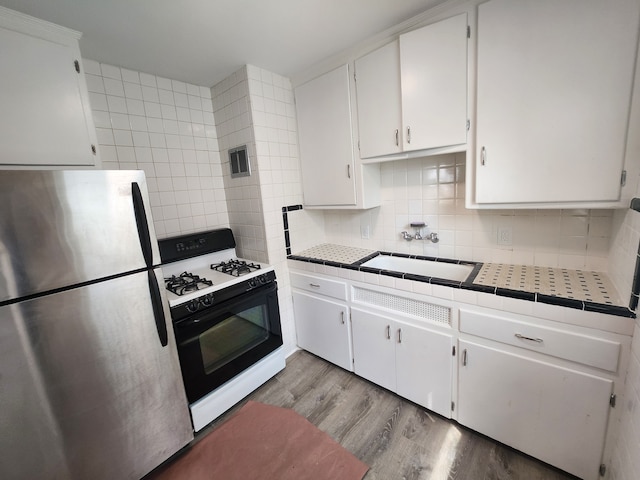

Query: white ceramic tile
left=100, top=64, right=122, bottom=80
left=81, top=58, right=101, bottom=75
left=85, top=74, right=105, bottom=94
left=121, top=68, right=140, bottom=84
left=124, top=82, right=143, bottom=100
left=115, top=146, right=135, bottom=163
left=103, top=78, right=125, bottom=96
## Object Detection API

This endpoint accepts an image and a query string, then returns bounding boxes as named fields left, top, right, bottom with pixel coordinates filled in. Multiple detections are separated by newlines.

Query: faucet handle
left=401, top=231, right=413, bottom=241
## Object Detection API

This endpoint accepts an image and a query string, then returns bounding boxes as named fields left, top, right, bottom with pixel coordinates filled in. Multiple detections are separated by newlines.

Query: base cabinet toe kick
left=289, top=266, right=632, bottom=480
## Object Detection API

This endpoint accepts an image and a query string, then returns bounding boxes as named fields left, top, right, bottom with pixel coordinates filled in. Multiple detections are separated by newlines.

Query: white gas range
left=158, top=228, right=285, bottom=432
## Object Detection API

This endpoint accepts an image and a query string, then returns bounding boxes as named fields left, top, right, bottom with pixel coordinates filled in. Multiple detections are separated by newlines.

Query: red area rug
left=149, top=401, right=369, bottom=480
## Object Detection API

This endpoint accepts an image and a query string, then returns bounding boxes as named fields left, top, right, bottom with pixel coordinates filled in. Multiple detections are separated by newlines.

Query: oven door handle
left=132, top=181, right=153, bottom=268
left=149, top=270, right=169, bottom=347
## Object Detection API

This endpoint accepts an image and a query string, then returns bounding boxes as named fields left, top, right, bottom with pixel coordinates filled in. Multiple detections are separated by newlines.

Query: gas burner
left=165, top=272, right=213, bottom=296
left=211, top=259, right=261, bottom=277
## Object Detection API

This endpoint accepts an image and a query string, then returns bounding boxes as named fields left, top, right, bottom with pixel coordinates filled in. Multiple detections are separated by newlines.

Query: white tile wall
left=322, top=153, right=613, bottom=271
left=83, top=59, right=229, bottom=238
left=211, top=65, right=304, bottom=357
left=211, top=67, right=265, bottom=262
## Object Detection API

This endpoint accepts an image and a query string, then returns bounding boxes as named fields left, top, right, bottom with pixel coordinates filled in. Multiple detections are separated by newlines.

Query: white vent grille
left=353, top=287, right=451, bottom=326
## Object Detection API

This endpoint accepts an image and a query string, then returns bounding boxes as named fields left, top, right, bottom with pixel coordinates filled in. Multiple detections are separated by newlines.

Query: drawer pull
left=340, top=311, right=345, bottom=324
left=462, top=348, right=468, bottom=366
left=386, top=325, right=391, bottom=340
left=397, top=328, right=402, bottom=344
left=515, top=333, right=543, bottom=343
left=309, top=283, right=321, bottom=288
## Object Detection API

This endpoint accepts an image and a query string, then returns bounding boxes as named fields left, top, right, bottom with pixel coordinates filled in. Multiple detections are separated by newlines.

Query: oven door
left=173, top=281, right=282, bottom=404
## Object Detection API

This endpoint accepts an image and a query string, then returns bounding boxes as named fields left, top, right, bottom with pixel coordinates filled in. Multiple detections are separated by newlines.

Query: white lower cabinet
left=289, top=265, right=630, bottom=479
left=457, top=340, right=612, bottom=480
left=351, top=307, right=453, bottom=418
left=292, top=291, right=352, bottom=372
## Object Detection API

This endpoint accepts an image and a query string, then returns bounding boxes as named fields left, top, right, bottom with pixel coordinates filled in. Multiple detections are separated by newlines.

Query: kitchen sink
left=361, top=255, right=474, bottom=282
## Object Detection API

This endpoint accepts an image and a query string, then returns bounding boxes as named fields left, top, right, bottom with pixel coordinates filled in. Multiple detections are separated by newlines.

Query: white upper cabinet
left=355, top=41, right=403, bottom=159
left=355, top=13, right=468, bottom=160
left=473, top=0, right=640, bottom=206
left=0, top=7, right=99, bottom=168
left=295, top=64, right=380, bottom=209
left=400, top=13, right=468, bottom=152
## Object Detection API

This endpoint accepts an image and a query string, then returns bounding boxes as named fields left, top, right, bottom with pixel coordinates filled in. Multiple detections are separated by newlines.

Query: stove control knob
left=200, top=294, right=214, bottom=307
left=186, top=300, right=200, bottom=313
left=258, top=274, right=267, bottom=284
left=248, top=278, right=258, bottom=288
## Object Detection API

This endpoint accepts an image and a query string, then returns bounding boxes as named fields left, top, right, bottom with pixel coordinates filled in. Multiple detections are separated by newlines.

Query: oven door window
left=199, top=304, right=269, bottom=374
left=174, top=281, right=282, bottom=404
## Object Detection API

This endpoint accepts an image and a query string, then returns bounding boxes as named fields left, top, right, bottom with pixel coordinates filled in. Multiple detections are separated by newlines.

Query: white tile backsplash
left=84, top=59, right=229, bottom=238
left=321, top=153, right=613, bottom=271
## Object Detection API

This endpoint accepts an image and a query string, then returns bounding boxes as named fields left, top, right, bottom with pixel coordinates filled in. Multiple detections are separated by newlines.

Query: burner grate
left=211, top=259, right=261, bottom=277
left=165, top=272, right=213, bottom=296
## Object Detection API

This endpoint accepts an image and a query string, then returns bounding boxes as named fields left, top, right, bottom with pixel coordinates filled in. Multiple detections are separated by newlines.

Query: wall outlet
left=361, top=225, right=370, bottom=239
left=497, top=226, right=513, bottom=246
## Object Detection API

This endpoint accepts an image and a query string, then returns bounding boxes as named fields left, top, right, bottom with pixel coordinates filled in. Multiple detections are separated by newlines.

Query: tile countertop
left=289, top=243, right=635, bottom=319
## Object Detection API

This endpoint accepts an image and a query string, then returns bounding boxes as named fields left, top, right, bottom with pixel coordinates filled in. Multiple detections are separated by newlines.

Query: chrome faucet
left=401, top=222, right=439, bottom=243
left=401, top=231, right=413, bottom=241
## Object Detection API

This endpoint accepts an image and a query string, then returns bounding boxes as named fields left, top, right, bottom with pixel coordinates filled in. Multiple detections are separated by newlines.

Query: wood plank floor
left=199, top=350, right=579, bottom=480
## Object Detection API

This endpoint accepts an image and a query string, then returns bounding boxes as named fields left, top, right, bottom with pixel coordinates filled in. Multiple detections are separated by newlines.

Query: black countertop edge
left=466, top=263, right=483, bottom=283
left=430, top=277, right=463, bottom=288
left=584, top=301, right=636, bottom=318
left=536, top=293, right=584, bottom=310
left=403, top=273, right=432, bottom=284
left=359, top=266, right=382, bottom=275
left=379, top=269, right=404, bottom=279
left=496, top=288, right=536, bottom=302
left=286, top=254, right=635, bottom=319
left=461, top=282, right=496, bottom=294
left=630, top=197, right=640, bottom=212
left=353, top=252, right=380, bottom=266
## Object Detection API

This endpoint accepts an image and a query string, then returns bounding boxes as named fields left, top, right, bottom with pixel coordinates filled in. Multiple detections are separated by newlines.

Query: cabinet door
left=458, top=341, right=612, bottom=480
left=395, top=321, right=453, bottom=418
left=293, top=291, right=352, bottom=371
left=355, top=40, right=402, bottom=158
left=351, top=308, right=396, bottom=392
left=475, top=0, right=639, bottom=204
left=0, top=24, right=96, bottom=167
left=400, top=13, right=468, bottom=151
left=295, top=64, right=356, bottom=206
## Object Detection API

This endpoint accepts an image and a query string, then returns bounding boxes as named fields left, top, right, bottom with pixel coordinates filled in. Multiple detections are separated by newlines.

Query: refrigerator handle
left=131, top=182, right=153, bottom=268
left=149, top=270, right=169, bottom=347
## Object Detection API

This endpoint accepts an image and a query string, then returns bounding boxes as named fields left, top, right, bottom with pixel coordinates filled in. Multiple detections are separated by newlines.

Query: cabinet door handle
left=347, top=164, right=351, bottom=179
left=309, top=283, right=320, bottom=288
left=481, top=146, right=486, bottom=166
left=397, top=328, right=402, bottom=344
left=515, top=333, right=543, bottom=343
left=395, top=129, right=399, bottom=146
left=386, top=325, right=391, bottom=340
left=340, top=311, right=345, bottom=324
left=406, top=126, right=411, bottom=144
left=462, top=349, right=468, bottom=366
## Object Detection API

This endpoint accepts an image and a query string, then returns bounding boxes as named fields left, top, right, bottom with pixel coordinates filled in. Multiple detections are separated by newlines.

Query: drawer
left=290, top=272, right=347, bottom=300
left=459, top=309, right=621, bottom=372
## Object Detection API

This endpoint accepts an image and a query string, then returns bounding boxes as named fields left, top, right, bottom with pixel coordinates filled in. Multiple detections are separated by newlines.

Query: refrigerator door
left=0, top=170, right=160, bottom=302
left=0, top=268, right=193, bottom=480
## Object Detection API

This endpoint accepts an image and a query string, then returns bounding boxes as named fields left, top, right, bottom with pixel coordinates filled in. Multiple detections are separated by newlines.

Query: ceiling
left=0, top=0, right=445, bottom=87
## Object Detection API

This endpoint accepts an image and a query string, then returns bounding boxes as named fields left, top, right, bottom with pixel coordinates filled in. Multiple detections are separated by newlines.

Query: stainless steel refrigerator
left=0, top=170, right=194, bottom=479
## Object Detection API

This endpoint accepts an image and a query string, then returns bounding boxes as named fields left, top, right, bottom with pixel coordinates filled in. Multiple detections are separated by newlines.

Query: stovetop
left=158, top=228, right=275, bottom=309
left=160, top=249, right=273, bottom=308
